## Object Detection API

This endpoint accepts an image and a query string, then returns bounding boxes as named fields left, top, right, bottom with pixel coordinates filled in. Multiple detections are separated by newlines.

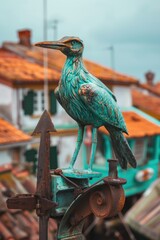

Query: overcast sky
left=1, top=0, right=160, bottom=82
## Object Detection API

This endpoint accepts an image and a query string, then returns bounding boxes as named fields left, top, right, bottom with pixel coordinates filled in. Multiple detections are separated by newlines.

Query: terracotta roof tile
left=2, top=43, right=139, bottom=85
left=0, top=168, right=57, bottom=239
left=0, top=221, right=14, bottom=239
left=99, top=111, right=160, bottom=138
left=140, top=82, right=160, bottom=97
left=125, top=179, right=160, bottom=240
left=132, top=89, right=160, bottom=120
left=27, top=47, right=139, bottom=85
left=0, top=49, right=60, bottom=85
left=0, top=118, right=31, bottom=145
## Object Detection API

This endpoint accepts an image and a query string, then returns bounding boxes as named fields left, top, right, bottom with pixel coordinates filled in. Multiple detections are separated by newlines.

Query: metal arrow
left=32, top=110, right=57, bottom=240
left=7, top=110, right=57, bottom=240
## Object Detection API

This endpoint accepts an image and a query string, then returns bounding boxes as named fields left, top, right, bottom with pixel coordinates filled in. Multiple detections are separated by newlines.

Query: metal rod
left=118, top=212, right=136, bottom=240
left=43, top=0, right=49, bottom=111
left=107, top=46, right=115, bottom=80
left=39, top=215, right=49, bottom=240
left=84, top=217, right=99, bottom=236
left=52, top=19, right=59, bottom=40
left=58, top=172, right=81, bottom=189
left=108, top=159, right=118, bottom=178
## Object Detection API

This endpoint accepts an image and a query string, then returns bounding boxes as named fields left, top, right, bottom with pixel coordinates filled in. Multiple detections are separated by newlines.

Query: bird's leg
left=69, top=125, right=84, bottom=169
left=88, top=128, right=97, bottom=171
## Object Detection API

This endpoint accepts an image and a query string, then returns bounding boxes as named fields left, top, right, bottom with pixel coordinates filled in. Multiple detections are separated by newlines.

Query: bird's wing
left=81, top=67, right=117, bottom=102
left=79, top=83, right=127, bottom=132
left=88, top=73, right=117, bottom=102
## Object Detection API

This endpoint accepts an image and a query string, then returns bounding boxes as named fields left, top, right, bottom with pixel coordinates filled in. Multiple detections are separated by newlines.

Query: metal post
left=43, top=0, right=49, bottom=111
left=52, top=19, right=59, bottom=40
left=107, top=46, right=115, bottom=80
left=107, top=46, right=115, bottom=70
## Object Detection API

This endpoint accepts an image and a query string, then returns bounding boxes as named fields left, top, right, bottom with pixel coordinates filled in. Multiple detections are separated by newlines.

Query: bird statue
left=35, top=37, right=137, bottom=170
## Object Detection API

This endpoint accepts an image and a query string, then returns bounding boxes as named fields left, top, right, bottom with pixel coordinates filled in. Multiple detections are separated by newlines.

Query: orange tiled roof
left=132, top=89, right=160, bottom=120
left=0, top=49, right=60, bottom=86
left=140, top=82, right=160, bottom=97
left=27, top=47, right=139, bottom=85
left=99, top=111, right=160, bottom=138
left=0, top=118, right=31, bottom=145
left=3, top=42, right=139, bottom=85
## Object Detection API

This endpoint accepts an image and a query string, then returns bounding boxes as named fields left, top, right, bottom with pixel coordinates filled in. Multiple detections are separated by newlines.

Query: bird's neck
left=63, top=55, right=84, bottom=75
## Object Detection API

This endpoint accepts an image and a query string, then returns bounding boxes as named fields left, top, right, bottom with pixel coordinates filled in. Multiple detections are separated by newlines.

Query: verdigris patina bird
left=35, top=37, right=137, bottom=170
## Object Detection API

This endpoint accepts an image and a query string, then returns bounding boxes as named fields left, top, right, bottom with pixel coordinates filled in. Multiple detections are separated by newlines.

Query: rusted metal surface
left=58, top=182, right=125, bottom=239
left=6, top=109, right=126, bottom=240
left=103, top=159, right=127, bottom=186
left=6, top=194, right=36, bottom=210
left=58, top=159, right=126, bottom=239
left=6, top=110, right=57, bottom=240
left=89, top=188, right=113, bottom=218
left=32, top=110, right=56, bottom=200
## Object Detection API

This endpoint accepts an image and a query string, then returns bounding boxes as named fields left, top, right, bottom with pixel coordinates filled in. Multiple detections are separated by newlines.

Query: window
left=22, top=90, right=34, bottom=115
left=22, top=90, right=45, bottom=116
left=33, top=91, right=45, bottom=115
left=24, top=148, right=38, bottom=173
left=133, top=138, right=148, bottom=166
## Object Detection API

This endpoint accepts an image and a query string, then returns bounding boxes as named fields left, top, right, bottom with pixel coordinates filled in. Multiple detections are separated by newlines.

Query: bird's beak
left=35, top=41, right=67, bottom=50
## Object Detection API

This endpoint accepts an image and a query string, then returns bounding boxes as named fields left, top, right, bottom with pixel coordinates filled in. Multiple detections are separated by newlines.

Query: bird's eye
left=71, top=40, right=76, bottom=45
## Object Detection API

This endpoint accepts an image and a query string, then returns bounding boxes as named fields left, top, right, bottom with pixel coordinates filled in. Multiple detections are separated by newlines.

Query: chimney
left=18, top=29, right=31, bottom=47
left=145, top=71, right=155, bottom=86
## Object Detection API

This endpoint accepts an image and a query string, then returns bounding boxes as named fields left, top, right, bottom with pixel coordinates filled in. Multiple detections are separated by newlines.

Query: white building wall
left=113, top=86, right=132, bottom=108
left=19, top=88, right=76, bottom=131
left=0, top=84, right=12, bottom=104
left=0, top=84, right=13, bottom=121
left=0, top=150, right=12, bottom=165
left=11, top=89, right=18, bottom=126
left=23, top=134, right=82, bottom=170
left=51, top=135, right=82, bottom=169
left=0, top=84, right=19, bottom=127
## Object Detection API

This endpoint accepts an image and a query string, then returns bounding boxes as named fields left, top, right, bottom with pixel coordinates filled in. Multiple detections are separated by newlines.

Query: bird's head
left=35, top=36, right=84, bottom=57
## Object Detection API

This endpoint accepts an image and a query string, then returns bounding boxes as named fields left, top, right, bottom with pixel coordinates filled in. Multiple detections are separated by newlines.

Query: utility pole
left=52, top=19, right=59, bottom=40
left=107, top=45, right=115, bottom=80
left=107, top=46, right=115, bottom=70
left=43, top=0, right=49, bottom=111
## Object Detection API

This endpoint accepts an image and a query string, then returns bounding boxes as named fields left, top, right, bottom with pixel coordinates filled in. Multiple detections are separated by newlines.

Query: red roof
left=0, top=167, right=57, bottom=239
left=2, top=42, right=139, bottom=86
left=0, top=118, right=31, bottom=145
left=132, top=89, right=160, bottom=120
left=0, top=49, right=60, bottom=86
left=99, top=111, right=160, bottom=138
left=27, top=48, right=138, bottom=85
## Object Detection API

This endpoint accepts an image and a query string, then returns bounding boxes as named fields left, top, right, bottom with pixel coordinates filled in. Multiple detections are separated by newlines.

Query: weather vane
left=7, top=37, right=136, bottom=240
left=35, top=36, right=137, bottom=171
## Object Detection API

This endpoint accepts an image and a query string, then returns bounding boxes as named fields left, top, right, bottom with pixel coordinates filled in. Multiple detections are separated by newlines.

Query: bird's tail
left=106, top=125, right=137, bottom=169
